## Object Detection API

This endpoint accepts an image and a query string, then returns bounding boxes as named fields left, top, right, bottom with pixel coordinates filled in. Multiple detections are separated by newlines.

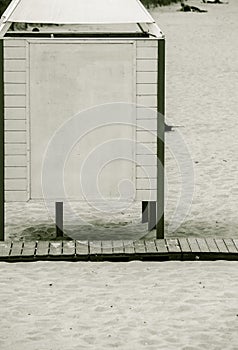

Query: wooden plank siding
left=4, top=39, right=28, bottom=202
left=136, top=40, right=158, bottom=201
left=3, top=38, right=159, bottom=202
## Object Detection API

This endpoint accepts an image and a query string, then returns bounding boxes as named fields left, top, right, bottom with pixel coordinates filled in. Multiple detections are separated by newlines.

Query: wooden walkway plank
left=101, top=241, right=113, bottom=255
left=178, top=238, right=191, bottom=252
left=155, top=239, right=168, bottom=253
left=134, top=240, right=146, bottom=254
left=62, top=241, right=76, bottom=257
left=10, top=242, right=23, bottom=257
left=123, top=241, right=135, bottom=254
left=89, top=241, right=101, bottom=255
left=36, top=241, right=50, bottom=257
left=205, top=238, right=219, bottom=253
left=215, top=239, right=229, bottom=253
left=112, top=241, right=124, bottom=254
left=187, top=238, right=200, bottom=253
left=196, top=238, right=210, bottom=253
left=223, top=239, right=238, bottom=254
left=76, top=241, right=89, bottom=256
left=0, top=242, right=11, bottom=258
left=166, top=239, right=181, bottom=253
left=22, top=242, right=36, bottom=258
left=233, top=239, right=238, bottom=251
left=49, top=241, right=63, bottom=256
left=144, top=240, right=157, bottom=253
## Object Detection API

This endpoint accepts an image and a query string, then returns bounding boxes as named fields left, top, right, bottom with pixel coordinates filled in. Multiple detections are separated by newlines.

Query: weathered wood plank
left=137, top=84, right=157, bottom=96
left=5, top=191, right=28, bottom=202
left=62, top=241, right=75, bottom=256
left=214, top=239, right=229, bottom=253
left=5, top=179, right=27, bottom=191
left=155, top=239, right=167, bottom=253
left=137, top=166, right=157, bottom=178
left=144, top=240, right=157, bottom=253
left=223, top=239, right=238, bottom=254
left=112, top=241, right=124, bottom=254
left=76, top=241, right=89, bottom=256
left=205, top=238, right=219, bottom=253
left=196, top=238, right=210, bottom=253
left=0, top=242, right=11, bottom=257
left=137, top=46, right=158, bottom=59
left=5, top=166, right=27, bottom=179
left=49, top=241, right=62, bottom=256
left=187, top=238, right=200, bottom=253
left=101, top=241, right=113, bottom=255
left=4, top=59, right=26, bottom=72
left=134, top=240, right=146, bottom=254
left=136, top=189, right=156, bottom=201
left=123, top=241, right=135, bottom=254
left=137, top=59, right=157, bottom=72
left=5, top=144, right=27, bottom=156
left=10, top=241, right=23, bottom=257
left=233, top=239, right=238, bottom=251
left=22, top=241, right=36, bottom=257
left=178, top=238, right=191, bottom=252
left=4, top=71, right=26, bottom=84
left=89, top=241, right=102, bottom=255
left=137, top=95, right=157, bottom=108
left=36, top=241, right=49, bottom=257
left=166, top=239, right=181, bottom=253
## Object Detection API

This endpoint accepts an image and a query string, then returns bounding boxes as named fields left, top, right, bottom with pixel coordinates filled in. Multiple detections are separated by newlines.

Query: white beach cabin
left=0, top=0, right=165, bottom=239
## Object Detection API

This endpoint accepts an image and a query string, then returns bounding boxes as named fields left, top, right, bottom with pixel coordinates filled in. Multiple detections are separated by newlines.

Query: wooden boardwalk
left=1, top=238, right=238, bottom=262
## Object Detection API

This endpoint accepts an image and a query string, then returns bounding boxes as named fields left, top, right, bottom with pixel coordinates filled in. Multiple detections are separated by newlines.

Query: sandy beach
left=1, top=260, right=238, bottom=350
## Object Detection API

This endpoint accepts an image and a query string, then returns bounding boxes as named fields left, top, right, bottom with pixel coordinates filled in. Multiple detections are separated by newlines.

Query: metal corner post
left=157, top=38, right=165, bottom=239
left=0, top=39, right=4, bottom=241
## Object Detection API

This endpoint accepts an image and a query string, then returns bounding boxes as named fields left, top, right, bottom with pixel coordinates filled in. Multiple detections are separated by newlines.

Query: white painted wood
left=137, top=130, right=156, bottom=143
left=136, top=107, right=157, bottom=120
left=136, top=165, right=156, bottom=178
left=4, top=107, right=26, bottom=119
left=137, top=59, right=157, bottom=72
left=5, top=155, right=27, bottom=167
left=5, top=191, right=28, bottom=202
left=5, top=120, right=26, bottom=131
left=4, top=47, right=26, bottom=59
left=5, top=179, right=27, bottom=191
left=4, top=39, right=26, bottom=47
left=29, top=41, right=136, bottom=200
left=136, top=189, right=156, bottom=201
left=136, top=118, right=157, bottom=131
left=4, top=83, right=26, bottom=95
left=5, top=166, right=27, bottom=179
left=137, top=83, right=157, bottom=95
left=136, top=142, right=156, bottom=154
left=5, top=143, right=27, bottom=155
left=137, top=40, right=158, bottom=47
left=137, top=47, right=158, bottom=59
left=4, top=95, right=26, bottom=107
left=4, top=59, right=26, bottom=72
left=137, top=95, right=157, bottom=107
left=136, top=178, right=157, bottom=190
left=137, top=71, right=157, bottom=84
left=4, top=72, right=26, bottom=83
left=137, top=154, right=157, bottom=166
left=5, top=131, right=26, bottom=143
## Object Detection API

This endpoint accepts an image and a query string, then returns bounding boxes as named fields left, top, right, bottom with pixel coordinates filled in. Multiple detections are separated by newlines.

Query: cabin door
left=29, top=41, right=136, bottom=201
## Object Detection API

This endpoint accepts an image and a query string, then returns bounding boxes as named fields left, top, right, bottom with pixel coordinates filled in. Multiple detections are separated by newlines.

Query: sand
left=1, top=260, right=238, bottom=350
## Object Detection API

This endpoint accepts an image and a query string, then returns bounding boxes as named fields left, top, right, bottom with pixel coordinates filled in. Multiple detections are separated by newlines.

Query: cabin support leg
left=156, top=39, right=165, bottom=239
left=148, top=201, right=156, bottom=231
left=55, top=202, right=63, bottom=238
left=142, top=201, right=148, bottom=223
left=0, top=40, right=4, bottom=241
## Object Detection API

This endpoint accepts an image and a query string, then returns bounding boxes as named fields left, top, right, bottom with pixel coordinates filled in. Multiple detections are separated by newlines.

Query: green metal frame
left=157, top=38, right=165, bottom=239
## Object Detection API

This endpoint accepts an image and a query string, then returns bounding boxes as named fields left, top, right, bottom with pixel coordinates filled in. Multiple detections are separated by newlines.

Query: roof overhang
left=0, top=0, right=164, bottom=38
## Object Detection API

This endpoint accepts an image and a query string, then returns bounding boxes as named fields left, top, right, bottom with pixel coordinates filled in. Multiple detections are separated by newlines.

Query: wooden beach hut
left=0, top=0, right=165, bottom=240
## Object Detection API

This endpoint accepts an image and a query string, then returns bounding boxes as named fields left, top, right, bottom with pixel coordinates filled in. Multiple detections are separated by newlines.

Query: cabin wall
left=3, top=38, right=158, bottom=202
left=136, top=40, right=157, bottom=201
left=4, top=39, right=28, bottom=201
